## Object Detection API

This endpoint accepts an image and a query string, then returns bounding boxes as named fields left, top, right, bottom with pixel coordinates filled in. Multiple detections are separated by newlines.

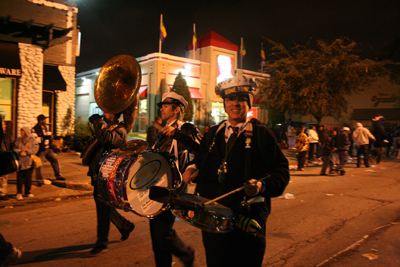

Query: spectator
left=13, top=127, right=39, bottom=200
left=316, top=125, right=326, bottom=160
left=202, top=124, right=210, bottom=136
left=320, top=130, right=337, bottom=175
left=287, top=124, right=297, bottom=149
left=296, top=125, right=309, bottom=171
left=308, top=125, right=319, bottom=163
left=371, top=116, right=388, bottom=164
left=336, top=127, right=351, bottom=175
left=32, top=114, right=65, bottom=185
left=146, top=116, right=163, bottom=148
left=0, top=119, right=11, bottom=201
left=352, top=122, right=376, bottom=168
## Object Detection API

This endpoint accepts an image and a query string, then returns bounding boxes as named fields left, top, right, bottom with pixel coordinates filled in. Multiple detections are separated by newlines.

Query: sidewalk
left=0, top=151, right=92, bottom=208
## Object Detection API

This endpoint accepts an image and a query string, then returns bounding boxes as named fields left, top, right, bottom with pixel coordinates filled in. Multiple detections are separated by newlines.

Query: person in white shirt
left=352, top=122, right=376, bottom=167
left=308, top=125, right=319, bottom=162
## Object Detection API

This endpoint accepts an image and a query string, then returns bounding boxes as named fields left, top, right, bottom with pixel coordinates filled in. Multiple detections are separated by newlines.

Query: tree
left=172, top=72, right=193, bottom=121
left=258, top=38, right=388, bottom=124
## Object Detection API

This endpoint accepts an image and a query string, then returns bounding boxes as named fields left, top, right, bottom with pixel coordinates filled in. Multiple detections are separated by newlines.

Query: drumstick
left=203, top=175, right=270, bottom=205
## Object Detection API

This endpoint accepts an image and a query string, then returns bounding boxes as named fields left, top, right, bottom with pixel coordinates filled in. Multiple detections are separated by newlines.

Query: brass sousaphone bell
left=94, top=55, right=142, bottom=132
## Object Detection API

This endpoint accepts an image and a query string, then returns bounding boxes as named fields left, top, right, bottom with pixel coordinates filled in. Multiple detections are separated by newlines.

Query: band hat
left=37, top=114, right=48, bottom=121
left=342, top=127, right=350, bottom=132
left=157, top=92, right=188, bottom=110
left=215, top=75, right=257, bottom=98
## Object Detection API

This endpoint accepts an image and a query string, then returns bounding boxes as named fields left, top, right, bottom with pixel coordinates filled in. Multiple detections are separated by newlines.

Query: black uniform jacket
left=88, top=119, right=127, bottom=183
left=194, top=119, right=290, bottom=225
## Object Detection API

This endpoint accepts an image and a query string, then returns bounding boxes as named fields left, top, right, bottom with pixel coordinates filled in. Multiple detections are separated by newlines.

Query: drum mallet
left=203, top=175, right=270, bottom=205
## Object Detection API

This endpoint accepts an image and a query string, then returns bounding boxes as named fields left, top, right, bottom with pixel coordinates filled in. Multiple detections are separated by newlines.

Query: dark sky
left=74, top=0, right=400, bottom=73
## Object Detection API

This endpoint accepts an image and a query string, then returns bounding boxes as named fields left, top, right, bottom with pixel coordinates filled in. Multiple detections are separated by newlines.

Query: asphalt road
left=1, top=155, right=400, bottom=267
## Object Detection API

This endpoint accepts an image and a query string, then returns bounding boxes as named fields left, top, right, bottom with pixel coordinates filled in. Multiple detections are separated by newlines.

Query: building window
left=89, top=102, right=103, bottom=116
left=139, top=99, right=147, bottom=131
left=0, top=77, right=16, bottom=139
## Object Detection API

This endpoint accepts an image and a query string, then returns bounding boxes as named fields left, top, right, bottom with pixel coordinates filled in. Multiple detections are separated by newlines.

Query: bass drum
left=97, top=140, right=181, bottom=218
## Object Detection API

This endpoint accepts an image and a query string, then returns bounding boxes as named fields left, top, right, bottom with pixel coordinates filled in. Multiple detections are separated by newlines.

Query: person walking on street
left=32, top=114, right=65, bottom=185
left=87, top=112, right=135, bottom=257
left=146, top=116, right=163, bottom=148
left=308, top=125, right=319, bottom=163
left=13, top=127, right=39, bottom=200
left=183, top=75, right=289, bottom=267
left=320, top=130, right=337, bottom=175
left=316, top=125, right=326, bottom=161
left=150, top=92, right=201, bottom=267
left=336, top=127, right=351, bottom=175
left=352, top=122, right=376, bottom=168
left=296, top=125, right=309, bottom=171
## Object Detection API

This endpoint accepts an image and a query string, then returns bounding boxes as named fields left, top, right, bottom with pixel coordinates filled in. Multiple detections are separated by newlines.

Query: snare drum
left=171, top=194, right=234, bottom=233
left=97, top=140, right=181, bottom=217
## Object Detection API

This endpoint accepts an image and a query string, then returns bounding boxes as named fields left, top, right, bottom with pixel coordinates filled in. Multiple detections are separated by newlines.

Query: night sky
left=73, top=0, right=400, bottom=73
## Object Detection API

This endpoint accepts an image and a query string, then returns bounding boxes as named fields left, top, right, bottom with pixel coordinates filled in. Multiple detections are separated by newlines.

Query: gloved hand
left=89, top=114, right=102, bottom=124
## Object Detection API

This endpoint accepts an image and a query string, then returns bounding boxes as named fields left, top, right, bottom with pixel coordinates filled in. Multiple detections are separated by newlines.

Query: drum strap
left=169, top=138, right=179, bottom=171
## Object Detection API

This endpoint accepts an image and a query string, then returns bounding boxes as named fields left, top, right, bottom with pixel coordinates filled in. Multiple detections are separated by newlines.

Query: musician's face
left=224, top=94, right=249, bottom=126
left=160, top=104, right=178, bottom=124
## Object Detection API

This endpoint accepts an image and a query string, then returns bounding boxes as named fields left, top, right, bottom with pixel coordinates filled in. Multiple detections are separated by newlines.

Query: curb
left=51, top=181, right=93, bottom=191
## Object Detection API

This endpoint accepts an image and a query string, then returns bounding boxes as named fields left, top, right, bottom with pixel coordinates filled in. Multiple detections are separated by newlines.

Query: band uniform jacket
left=154, top=120, right=201, bottom=172
left=194, top=119, right=290, bottom=229
left=88, top=119, right=127, bottom=185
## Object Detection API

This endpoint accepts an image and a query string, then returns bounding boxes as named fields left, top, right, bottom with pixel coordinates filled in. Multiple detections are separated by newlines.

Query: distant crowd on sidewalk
left=282, top=116, right=400, bottom=175
left=0, top=114, right=66, bottom=202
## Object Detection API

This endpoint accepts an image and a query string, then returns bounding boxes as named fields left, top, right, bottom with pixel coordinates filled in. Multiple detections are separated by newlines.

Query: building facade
left=0, top=0, right=79, bottom=140
left=75, top=31, right=270, bottom=132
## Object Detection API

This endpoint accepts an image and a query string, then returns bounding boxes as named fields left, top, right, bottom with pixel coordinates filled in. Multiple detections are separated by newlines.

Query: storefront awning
left=0, top=41, right=21, bottom=77
left=43, top=65, right=66, bottom=91
left=189, top=88, right=204, bottom=100
left=139, top=86, right=147, bottom=97
left=351, top=108, right=400, bottom=121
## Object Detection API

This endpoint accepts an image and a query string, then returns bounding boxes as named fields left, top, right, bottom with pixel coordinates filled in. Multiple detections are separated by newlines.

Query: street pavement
left=1, top=147, right=400, bottom=266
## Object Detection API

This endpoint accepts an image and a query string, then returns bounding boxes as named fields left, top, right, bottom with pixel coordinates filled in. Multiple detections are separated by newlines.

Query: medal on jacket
left=218, top=162, right=227, bottom=183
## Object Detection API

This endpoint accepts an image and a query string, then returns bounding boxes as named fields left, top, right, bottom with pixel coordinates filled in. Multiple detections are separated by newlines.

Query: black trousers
left=35, top=149, right=62, bottom=183
left=297, top=151, right=307, bottom=169
left=17, top=168, right=33, bottom=195
left=202, top=227, right=266, bottom=267
left=93, top=188, right=133, bottom=248
left=150, top=210, right=192, bottom=267
left=0, top=233, right=13, bottom=261
left=357, top=144, right=370, bottom=167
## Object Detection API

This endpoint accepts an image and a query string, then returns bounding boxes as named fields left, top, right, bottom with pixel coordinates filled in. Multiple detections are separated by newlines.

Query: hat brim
left=157, top=99, right=185, bottom=109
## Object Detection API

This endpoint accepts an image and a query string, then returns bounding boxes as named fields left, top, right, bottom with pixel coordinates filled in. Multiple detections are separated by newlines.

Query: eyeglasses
left=225, top=96, right=248, bottom=103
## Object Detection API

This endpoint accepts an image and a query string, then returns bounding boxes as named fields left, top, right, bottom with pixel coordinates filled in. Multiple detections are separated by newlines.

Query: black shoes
left=0, top=195, right=9, bottom=200
left=120, top=223, right=135, bottom=241
left=56, top=176, right=66, bottom=180
left=320, top=173, right=327, bottom=176
left=88, top=246, right=108, bottom=257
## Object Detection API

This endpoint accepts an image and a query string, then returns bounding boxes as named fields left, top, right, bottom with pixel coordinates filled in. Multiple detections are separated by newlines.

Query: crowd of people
left=284, top=116, right=400, bottom=175
left=0, top=115, right=65, bottom=202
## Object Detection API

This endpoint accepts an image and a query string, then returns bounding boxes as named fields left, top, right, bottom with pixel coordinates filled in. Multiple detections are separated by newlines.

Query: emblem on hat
left=157, top=92, right=188, bottom=110
left=215, top=75, right=257, bottom=98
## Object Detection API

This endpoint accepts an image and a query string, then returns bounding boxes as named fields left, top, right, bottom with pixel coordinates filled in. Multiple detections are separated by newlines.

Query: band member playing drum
left=151, top=92, right=201, bottom=267
left=87, top=112, right=135, bottom=257
left=183, top=76, right=290, bottom=267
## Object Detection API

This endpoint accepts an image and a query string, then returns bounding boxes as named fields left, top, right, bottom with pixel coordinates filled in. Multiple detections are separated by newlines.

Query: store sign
left=247, top=107, right=258, bottom=120
left=371, top=94, right=396, bottom=107
left=0, top=68, right=22, bottom=77
left=217, top=55, right=234, bottom=83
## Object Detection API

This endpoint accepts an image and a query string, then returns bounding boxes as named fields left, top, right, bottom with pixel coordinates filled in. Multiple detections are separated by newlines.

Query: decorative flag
left=160, top=15, right=167, bottom=44
left=192, top=25, right=197, bottom=50
left=240, top=42, right=246, bottom=57
left=261, top=43, right=266, bottom=66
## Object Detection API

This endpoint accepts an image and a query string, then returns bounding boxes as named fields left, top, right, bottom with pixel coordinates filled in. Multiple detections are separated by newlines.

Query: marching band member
left=151, top=92, right=201, bottom=267
left=183, top=76, right=290, bottom=267
left=87, top=112, right=135, bottom=256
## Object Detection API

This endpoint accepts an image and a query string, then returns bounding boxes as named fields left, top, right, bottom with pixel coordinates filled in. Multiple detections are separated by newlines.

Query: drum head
left=117, top=140, right=148, bottom=155
left=125, top=152, right=173, bottom=217
left=171, top=194, right=234, bottom=233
